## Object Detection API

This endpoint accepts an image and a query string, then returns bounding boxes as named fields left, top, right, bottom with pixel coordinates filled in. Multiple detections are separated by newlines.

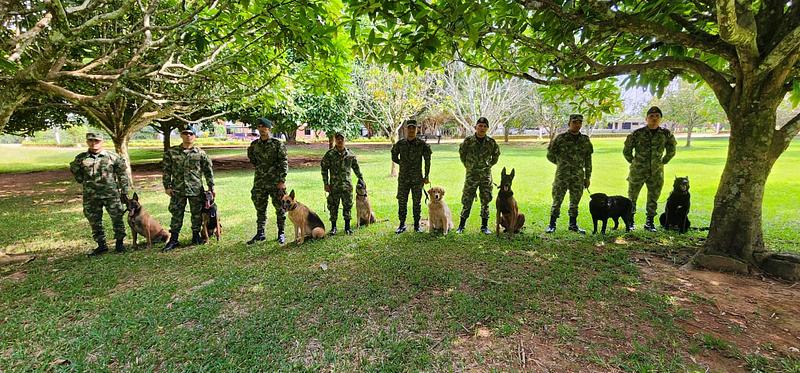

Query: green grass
left=0, top=137, right=798, bottom=371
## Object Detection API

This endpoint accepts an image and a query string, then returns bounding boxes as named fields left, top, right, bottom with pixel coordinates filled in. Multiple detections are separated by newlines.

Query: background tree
left=654, top=79, right=726, bottom=147
left=347, top=0, right=800, bottom=279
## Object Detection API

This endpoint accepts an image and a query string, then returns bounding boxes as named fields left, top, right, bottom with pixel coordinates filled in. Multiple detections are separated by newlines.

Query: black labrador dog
left=589, top=193, right=634, bottom=235
left=660, top=177, right=691, bottom=233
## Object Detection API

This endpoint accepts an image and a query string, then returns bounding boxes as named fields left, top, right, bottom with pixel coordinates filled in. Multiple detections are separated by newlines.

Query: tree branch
left=770, top=111, right=800, bottom=160
left=716, top=0, right=759, bottom=62
left=758, top=24, right=800, bottom=76
left=8, top=13, right=53, bottom=63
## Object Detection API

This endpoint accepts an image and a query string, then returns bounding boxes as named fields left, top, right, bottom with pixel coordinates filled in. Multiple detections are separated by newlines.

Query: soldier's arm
left=320, top=153, right=330, bottom=185
left=278, top=142, right=288, bottom=182
left=423, top=143, right=432, bottom=179
left=114, top=156, right=132, bottom=196
left=247, top=142, right=256, bottom=165
left=662, top=130, right=677, bottom=164
left=69, top=156, right=84, bottom=183
left=623, top=132, right=635, bottom=163
left=162, top=150, right=172, bottom=189
left=352, top=155, right=364, bottom=181
left=584, top=140, right=594, bottom=181
left=458, top=140, right=467, bottom=165
left=202, top=152, right=215, bottom=189
left=391, top=142, right=401, bottom=164
left=490, top=140, right=500, bottom=166
left=546, top=136, right=558, bottom=164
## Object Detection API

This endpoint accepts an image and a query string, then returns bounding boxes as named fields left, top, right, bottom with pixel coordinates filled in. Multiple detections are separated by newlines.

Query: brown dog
left=281, top=189, right=326, bottom=244
left=496, top=168, right=525, bottom=238
left=426, top=186, right=453, bottom=234
left=355, top=179, right=377, bottom=228
left=201, top=190, right=222, bottom=242
left=124, top=193, right=170, bottom=249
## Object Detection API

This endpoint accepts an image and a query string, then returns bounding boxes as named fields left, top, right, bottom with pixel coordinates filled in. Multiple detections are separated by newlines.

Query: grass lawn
left=1, top=137, right=798, bottom=371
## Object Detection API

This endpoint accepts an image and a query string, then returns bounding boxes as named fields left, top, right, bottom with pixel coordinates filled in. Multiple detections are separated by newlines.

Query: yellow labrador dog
left=426, top=186, right=454, bottom=234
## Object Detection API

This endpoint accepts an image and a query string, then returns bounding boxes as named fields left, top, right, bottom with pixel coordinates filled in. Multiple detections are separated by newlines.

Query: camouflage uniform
left=162, top=145, right=214, bottom=233
left=391, top=137, right=432, bottom=224
left=248, top=137, right=288, bottom=231
left=459, top=135, right=500, bottom=220
left=70, top=150, right=131, bottom=243
left=623, top=126, right=677, bottom=218
left=547, top=131, right=593, bottom=218
left=321, top=147, right=364, bottom=223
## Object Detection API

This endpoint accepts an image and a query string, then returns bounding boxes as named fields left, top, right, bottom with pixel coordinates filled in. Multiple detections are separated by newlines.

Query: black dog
left=660, top=177, right=691, bottom=233
left=588, top=193, right=634, bottom=235
left=201, top=190, right=222, bottom=242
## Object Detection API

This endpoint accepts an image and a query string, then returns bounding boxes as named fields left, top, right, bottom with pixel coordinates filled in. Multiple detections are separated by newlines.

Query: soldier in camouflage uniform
left=391, top=119, right=432, bottom=233
left=321, top=132, right=364, bottom=235
left=623, top=106, right=677, bottom=232
left=161, top=128, right=215, bottom=251
left=246, top=118, right=288, bottom=245
left=456, top=117, right=500, bottom=234
left=545, top=114, right=593, bottom=234
left=69, top=133, right=131, bottom=256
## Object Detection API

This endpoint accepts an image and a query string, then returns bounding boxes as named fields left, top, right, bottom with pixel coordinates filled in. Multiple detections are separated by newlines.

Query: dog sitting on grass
left=123, top=193, right=170, bottom=249
left=496, top=167, right=525, bottom=238
left=660, top=176, right=691, bottom=233
left=588, top=193, right=634, bottom=235
left=281, top=190, right=326, bottom=245
left=426, top=186, right=454, bottom=234
left=355, top=179, right=377, bottom=228
left=201, top=190, right=221, bottom=242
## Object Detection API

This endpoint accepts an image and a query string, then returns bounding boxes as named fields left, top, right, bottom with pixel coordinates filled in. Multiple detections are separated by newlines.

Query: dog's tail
left=312, top=227, right=325, bottom=238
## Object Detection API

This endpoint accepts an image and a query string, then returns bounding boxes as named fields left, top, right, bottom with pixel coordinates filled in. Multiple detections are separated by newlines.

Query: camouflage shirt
left=162, top=145, right=214, bottom=196
left=547, top=131, right=593, bottom=180
left=70, top=150, right=131, bottom=197
left=247, top=137, right=288, bottom=186
left=321, top=147, right=364, bottom=191
left=623, top=126, right=677, bottom=176
left=391, top=138, right=432, bottom=182
left=459, top=135, right=500, bottom=175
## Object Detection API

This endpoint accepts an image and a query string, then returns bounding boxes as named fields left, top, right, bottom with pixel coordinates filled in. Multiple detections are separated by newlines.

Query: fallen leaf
left=49, top=358, right=70, bottom=367
left=476, top=327, right=492, bottom=338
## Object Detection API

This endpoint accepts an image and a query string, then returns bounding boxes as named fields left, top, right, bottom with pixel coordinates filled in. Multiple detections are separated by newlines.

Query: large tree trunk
left=112, top=134, right=134, bottom=186
left=685, top=126, right=693, bottom=147
left=503, top=125, right=509, bottom=143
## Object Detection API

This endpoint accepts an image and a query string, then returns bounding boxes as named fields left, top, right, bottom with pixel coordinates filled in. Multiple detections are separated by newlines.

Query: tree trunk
left=328, top=135, right=334, bottom=149
left=504, top=125, right=509, bottom=143
left=0, top=90, right=30, bottom=134
left=389, top=132, right=398, bottom=177
left=685, top=127, right=693, bottom=147
left=112, top=135, right=134, bottom=186
left=160, top=121, right=172, bottom=151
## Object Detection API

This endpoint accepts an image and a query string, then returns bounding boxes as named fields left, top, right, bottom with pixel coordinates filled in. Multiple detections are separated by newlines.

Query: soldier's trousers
left=628, top=172, right=664, bottom=218
left=397, top=180, right=423, bottom=223
left=327, top=186, right=353, bottom=223
left=83, top=195, right=126, bottom=243
left=461, top=174, right=493, bottom=220
left=251, top=187, right=286, bottom=230
left=550, top=175, right=584, bottom=218
left=169, top=194, right=204, bottom=233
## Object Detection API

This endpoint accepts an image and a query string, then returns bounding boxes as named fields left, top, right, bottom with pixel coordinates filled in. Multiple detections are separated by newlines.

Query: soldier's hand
left=209, top=187, right=216, bottom=198
left=325, top=184, right=331, bottom=193
left=584, top=179, right=591, bottom=189
left=423, top=178, right=430, bottom=185
left=165, top=188, right=173, bottom=197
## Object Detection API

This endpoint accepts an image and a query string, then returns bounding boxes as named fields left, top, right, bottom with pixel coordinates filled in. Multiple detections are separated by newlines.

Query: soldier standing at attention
left=246, top=118, right=288, bottom=245
left=391, top=119, right=432, bottom=234
left=161, top=127, right=215, bottom=251
left=321, top=132, right=364, bottom=235
left=623, top=106, right=677, bottom=232
left=545, top=114, right=593, bottom=234
left=70, top=133, right=131, bottom=256
left=456, top=117, right=500, bottom=234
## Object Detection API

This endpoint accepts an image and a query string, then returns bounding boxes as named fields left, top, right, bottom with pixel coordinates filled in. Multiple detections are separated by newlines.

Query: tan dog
left=124, top=193, right=170, bottom=249
left=281, top=190, right=326, bottom=244
left=496, top=168, right=525, bottom=239
left=427, top=186, right=454, bottom=234
left=355, top=179, right=377, bottom=228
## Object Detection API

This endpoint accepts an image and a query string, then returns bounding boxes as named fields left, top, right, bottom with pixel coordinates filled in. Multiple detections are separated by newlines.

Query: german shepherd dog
left=660, top=177, right=691, bottom=233
left=201, top=190, right=222, bottom=242
left=496, top=168, right=525, bottom=238
left=589, top=193, right=634, bottom=235
left=123, top=193, right=170, bottom=249
left=355, top=179, right=377, bottom=228
left=281, top=190, right=326, bottom=244
left=426, top=186, right=454, bottom=234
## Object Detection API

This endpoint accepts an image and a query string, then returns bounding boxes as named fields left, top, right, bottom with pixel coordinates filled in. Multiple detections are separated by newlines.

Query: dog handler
left=246, top=118, right=288, bottom=245
left=321, top=132, right=364, bottom=235
left=545, top=114, right=593, bottom=234
left=623, top=106, right=677, bottom=232
left=69, top=133, right=131, bottom=256
left=161, top=127, right=215, bottom=251
left=391, top=119, right=432, bottom=233
left=456, top=117, right=500, bottom=234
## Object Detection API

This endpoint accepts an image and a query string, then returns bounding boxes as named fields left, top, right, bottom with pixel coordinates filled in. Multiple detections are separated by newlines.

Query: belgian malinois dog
left=124, top=193, right=170, bottom=249
left=496, top=167, right=525, bottom=238
left=355, top=179, right=377, bottom=228
left=201, top=190, right=222, bottom=242
left=281, top=190, right=326, bottom=244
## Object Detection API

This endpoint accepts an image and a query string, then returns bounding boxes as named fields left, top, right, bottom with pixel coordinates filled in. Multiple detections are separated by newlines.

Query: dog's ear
left=510, top=168, right=515, bottom=178
left=132, top=192, right=139, bottom=201
left=289, top=189, right=295, bottom=199
left=440, top=187, right=445, bottom=195
left=501, top=167, right=507, bottom=176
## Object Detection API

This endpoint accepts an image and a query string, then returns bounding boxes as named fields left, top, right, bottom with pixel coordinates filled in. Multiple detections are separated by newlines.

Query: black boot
left=480, top=217, right=492, bottom=235
left=247, top=228, right=266, bottom=245
left=88, top=240, right=109, bottom=256
left=413, top=217, right=423, bottom=233
left=456, top=216, right=467, bottom=234
left=568, top=216, right=586, bottom=234
left=114, top=238, right=125, bottom=253
left=277, top=222, right=286, bottom=245
left=329, top=221, right=338, bottom=236
left=191, top=231, right=205, bottom=245
left=643, top=216, right=657, bottom=232
left=344, top=219, right=353, bottom=235
left=545, top=215, right=557, bottom=233
left=162, top=231, right=180, bottom=252
left=395, top=219, right=407, bottom=234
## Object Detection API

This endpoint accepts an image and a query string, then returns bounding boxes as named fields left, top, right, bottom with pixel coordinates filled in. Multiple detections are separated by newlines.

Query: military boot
left=162, top=231, right=180, bottom=252
left=480, top=217, right=492, bottom=235
left=643, top=216, right=657, bottom=232
left=456, top=216, right=467, bottom=234
left=277, top=222, right=286, bottom=245
left=247, top=228, right=266, bottom=245
left=329, top=221, right=338, bottom=236
left=88, top=240, right=109, bottom=257
left=344, top=219, right=353, bottom=235
left=545, top=215, right=557, bottom=233
left=413, top=217, right=423, bottom=233
left=191, top=231, right=206, bottom=245
left=395, top=219, right=407, bottom=234
left=568, top=216, right=586, bottom=234
left=114, top=238, right=125, bottom=253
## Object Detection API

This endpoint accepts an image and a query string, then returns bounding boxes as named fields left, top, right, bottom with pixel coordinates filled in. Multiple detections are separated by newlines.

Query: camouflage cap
left=85, top=133, right=103, bottom=141
left=647, top=106, right=663, bottom=116
left=257, top=118, right=273, bottom=128
left=180, top=127, right=197, bottom=135
left=404, top=119, right=417, bottom=128
left=334, top=132, right=345, bottom=139
left=569, top=114, right=584, bottom=121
